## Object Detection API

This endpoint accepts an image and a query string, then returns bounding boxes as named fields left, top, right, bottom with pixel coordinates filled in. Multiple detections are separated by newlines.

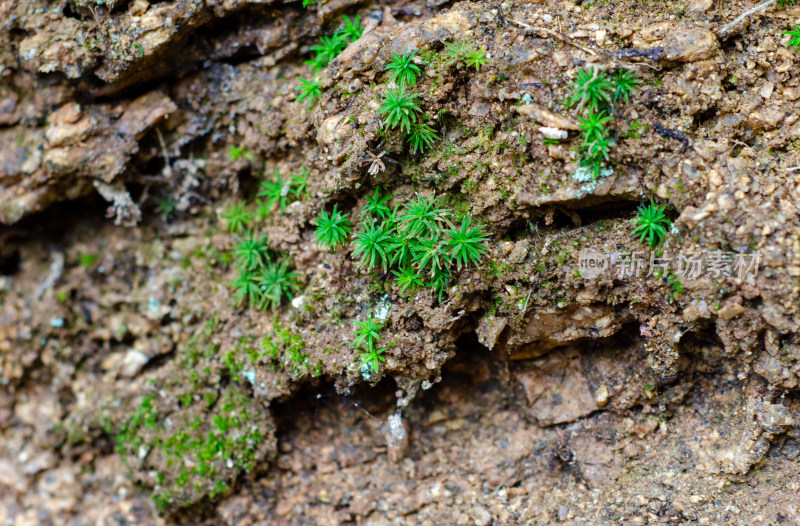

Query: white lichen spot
left=291, top=295, right=306, bottom=310
left=573, top=165, right=613, bottom=197
left=374, top=294, right=391, bottom=321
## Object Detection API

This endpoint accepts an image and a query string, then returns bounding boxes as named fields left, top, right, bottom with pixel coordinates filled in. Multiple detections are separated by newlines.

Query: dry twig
left=509, top=18, right=598, bottom=56
left=720, top=0, right=777, bottom=38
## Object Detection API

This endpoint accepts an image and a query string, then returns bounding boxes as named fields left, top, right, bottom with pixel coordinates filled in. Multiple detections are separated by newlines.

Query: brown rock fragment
left=662, top=27, right=719, bottom=62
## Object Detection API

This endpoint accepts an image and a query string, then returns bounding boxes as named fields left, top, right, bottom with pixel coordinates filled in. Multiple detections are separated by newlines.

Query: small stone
left=759, top=82, right=774, bottom=99
left=708, top=169, right=723, bottom=187
left=595, top=384, right=610, bottom=407
left=468, top=100, right=491, bottom=117
left=218, top=495, right=253, bottom=526
left=291, top=295, right=306, bottom=310
left=683, top=300, right=711, bottom=321
left=120, top=349, right=149, bottom=377
left=51, top=102, right=82, bottom=125
left=386, top=412, right=409, bottom=463
left=717, top=297, right=745, bottom=320
left=470, top=505, right=492, bottom=526
left=538, top=126, right=568, bottom=140
left=688, top=0, right=713, bottom=12
left=662, top=27, right=719, bottom=62
left=476, top=315, right=507, bottom=350
left=0, top=460, right=27, bottom=493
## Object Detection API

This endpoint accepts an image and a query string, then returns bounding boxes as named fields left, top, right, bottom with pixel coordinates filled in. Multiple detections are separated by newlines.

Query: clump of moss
left=113, top=320, right=274, bottom=511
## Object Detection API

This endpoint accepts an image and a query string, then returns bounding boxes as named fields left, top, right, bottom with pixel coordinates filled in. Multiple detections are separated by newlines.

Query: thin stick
left=509, top=18, right=598, bottom=56
left=155, top=128, right=172, bottom=178
left=720, top=0, right=776, bottom=37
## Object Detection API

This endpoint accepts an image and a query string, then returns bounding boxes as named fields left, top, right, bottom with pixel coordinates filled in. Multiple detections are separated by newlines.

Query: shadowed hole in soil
left=266, top=332, right=505, bottom=464
left=505, top=198, right=641, bottom=241
left=2, top=193, right=109, bottom=243
left=692, top=105, right=719, bottom=130
left=271, top=375, right=400, bottom=444
left=0, top=247, right=20, bottom=275
left=82, top=3, right=311, bottom=100
left=570, top=200, right=640, bottom=226
left=414, top=331, right=511, bottom=413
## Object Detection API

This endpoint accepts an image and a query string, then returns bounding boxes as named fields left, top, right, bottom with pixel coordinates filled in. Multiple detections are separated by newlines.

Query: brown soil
left=2, top=0, right=800, bottom=524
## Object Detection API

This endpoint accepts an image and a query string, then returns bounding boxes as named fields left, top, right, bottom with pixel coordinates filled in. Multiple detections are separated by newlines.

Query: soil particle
left=662, top=26, right=720, bottom=63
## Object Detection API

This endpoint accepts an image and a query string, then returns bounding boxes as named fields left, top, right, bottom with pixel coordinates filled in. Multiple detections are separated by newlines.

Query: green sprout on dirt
left=428, top=266, right=452, bottom=303
left=568, top=67, right=614, bottom=115
left=612, top=69, right=640, bottom=104
left=570, top=69, right=638, bottom=194
left=258, top=168, right=291, bottom=213
left=581, top=134, right=612, bottom=168
left=412, top=234, right=449, bottom=276
left=378, top=86, right=422, bottom=132
left=392, top=267, right=424, bottom=294
left=466, top=48, right=489, bottom=71
left=387, top=224, right=414, bottom=268
left=233, top=233, right=269, bottom=270
left=359, top=345, right=386, bottom=376
left=231, top=230, right=299, bottom=311
left=348, top=191, right=489, bottom=302
left=352, top=315, right=386, bottom=376
left=339, top=15, right=363, bottom=42
left=362, top=188, right=393, bottom=220
left=307, top=35, right=346, bottom=72
left=228, top=145, right=254, bottom=161
left=233, top=269, right=261, bottom=307
left=407, top=121, right=439, bottom=154
left=258, top=167, right=307, bottom=214
left=305, top=16, right=362, bottom=72
left=156, top=196, right=176, bottom=218
left=222, top=203, right=252, bottom=233
left=666, top=272, right=683, bottom=300
left=291, top=167, right=310, bottom=197
left=786, top=26, right=800, bottom=49
left=443, top=40, right=471, bottom=64
left=386, top=49, right=422, bottom=87
left=353, top=220, right=394, bottom=270
left=255, top=199, right=272, bottom=222
left=443, top=40, right=490, bottom=71
left=314, top=205, right=352, bottom=250
left=78, top=252, right=99, bottom=268
left=444, top=216, right=489, bottom=269
left=257, top=260, right=299, bottom=311
left=352, top=315, right=382, bottom=349
left=399, top=194, right=450, bottom=237
left=578, top=111, right=612, bottom=145
left=296, top=77, right=322, bottom=108
left=302, top=0, right=314, bottom=7
left=632, top=200, right=671, bottom=248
